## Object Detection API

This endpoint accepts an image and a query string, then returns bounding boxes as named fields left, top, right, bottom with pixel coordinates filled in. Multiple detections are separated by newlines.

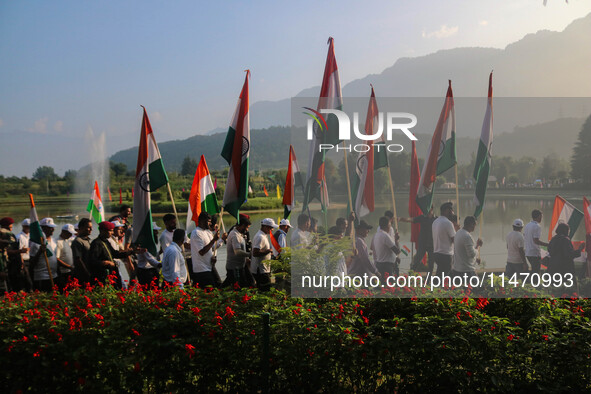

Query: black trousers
left=253, top=272, right=271, bottom=292
left=411, top=246, right=435, bottom=273
left=376, top=261, right=399, bottom=278
left=136, top=267, right=159, bottom=288
left=191, top=271, right=218, bottom=289
left=433, top=253, right=452, bottom=276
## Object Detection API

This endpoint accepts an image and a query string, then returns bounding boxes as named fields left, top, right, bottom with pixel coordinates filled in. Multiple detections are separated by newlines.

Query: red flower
left=250, top=329, right=256, bottom=335
left=241, top=294, right=252, bottom=303
left=185, top=344, right=196, bottom=358
left=131, top=329, right=141, bottom=336
left=466, top=371, right=472, bottom=377
left=507, top=335, right=515, bottom=341
left=542, top=335, right=549, bottom=341
left=224, top=306, right=236, bottom=318
left=134, top=362, right=140, bottom=372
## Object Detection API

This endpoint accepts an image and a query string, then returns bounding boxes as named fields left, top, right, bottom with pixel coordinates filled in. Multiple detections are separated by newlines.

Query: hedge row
left=1, top=283, right=591, bottom=392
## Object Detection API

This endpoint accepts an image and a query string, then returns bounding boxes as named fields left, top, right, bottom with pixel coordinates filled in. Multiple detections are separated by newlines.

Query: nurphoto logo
left=304, top=107, right=418, bottom=153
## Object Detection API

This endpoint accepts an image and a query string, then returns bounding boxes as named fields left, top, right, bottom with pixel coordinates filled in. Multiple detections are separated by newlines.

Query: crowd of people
left=0, top=202, right=586, bottom=293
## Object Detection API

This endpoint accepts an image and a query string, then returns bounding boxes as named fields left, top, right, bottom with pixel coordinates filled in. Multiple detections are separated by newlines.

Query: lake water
left=2, top=190, right=589, bottom=280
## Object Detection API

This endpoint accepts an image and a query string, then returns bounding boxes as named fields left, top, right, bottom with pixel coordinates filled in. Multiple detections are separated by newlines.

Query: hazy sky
left=1, top=0, right=590, bottom=175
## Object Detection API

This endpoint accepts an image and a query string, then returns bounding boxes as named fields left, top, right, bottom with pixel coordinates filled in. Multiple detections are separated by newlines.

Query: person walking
left=523, top=209, right=549, bottom=275
left=506, top=219, right=528, bottom=277
left=451, top=216, right=483, bottom=277
left=432, top=202, right=456, bottom=275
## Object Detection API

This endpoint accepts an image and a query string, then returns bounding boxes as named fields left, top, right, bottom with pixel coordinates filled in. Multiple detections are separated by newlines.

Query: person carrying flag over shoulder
left=251, top=218, right=278, bottom=292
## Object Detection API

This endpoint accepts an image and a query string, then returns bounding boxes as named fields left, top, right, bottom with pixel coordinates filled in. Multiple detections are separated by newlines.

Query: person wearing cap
left=29, top=218, right=59, bottom=292
left=291, top=213, right=311, bottom=249
left=135, top=222, right=163, bottom=287
left=399, top=207, right=435, bottom=273
left=548, top=223, right=585, bottom=276
left=56, top=224, right=76, bottom=289
left=451, top=216, right=483, bottom=278
left=109, top=220, right=135, bottom=288
left=16, top=218, right=33, bottom=291
left=348, top=220, right=378, bottom=277
left=523, top=209, right=549, bottom=275
left=274, top=219, right=292, bottom=251
left=223, top=216, right=252, bottom=288
left=190, top=212, right=226, bottom=289
left=161, top=229, right=188, bottom=288
left=371, top=216, right=401, bottom=278
left=432, top=202, right=456, bottom=276
left=506, top=219, right=528, bottom=277
left=88, top=221, right=130, bottom=287
left=109, top=204, right=133, bottom=247
left=251, top=218, right=278, bottom=291
left=71, top=218, right=92, bottom=283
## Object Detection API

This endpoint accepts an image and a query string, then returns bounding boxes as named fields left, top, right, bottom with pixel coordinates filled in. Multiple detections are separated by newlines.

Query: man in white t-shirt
left=371, top=216, right=401, bottom=278
left=290, top=214, right=311, bottom=249
left=56, top=224, right=76, bottom=288
left=251, top=218, right=278, bottom=291
left=159, top=214, right=190, bottom=254
left=162, top=229, right=188, bottom=288
left=451, top=216, right=483, bottom=277
left=523, top=209, right=548, bottom=275
left=506, top=219, right=527, bottom=276
left=432, top=202, right=456, bottom=275
left=190, top=212, right=226, bottom=288
left=29, top=218, right=59, bottom=292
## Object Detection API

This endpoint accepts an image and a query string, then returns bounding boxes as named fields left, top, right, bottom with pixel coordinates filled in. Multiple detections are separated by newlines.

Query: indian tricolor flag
left=187, top=155, right=220, bottom=227
left=132, top=107, right=169, bottom=257
left=221, top=71, right=250, bottom=219
left=473, top=72, right=494, bottom=218
left=283, top=145, right=303, bottom=219
left=436, top=80, right=456, bottom=175
left=548, top=195, right=584, bottom=241
left=269, top=231, right=281, bottom=258
left=86, top=181, right=105, bottom=224
left=416, top=81, right=455, bottom=214
left=409, top=140, right=422, bottom=244
left=28, top=194, right=45, bottom=247
left=303, top=37, right=342, bottom=211
left=353, top=85, right=377, bottom=218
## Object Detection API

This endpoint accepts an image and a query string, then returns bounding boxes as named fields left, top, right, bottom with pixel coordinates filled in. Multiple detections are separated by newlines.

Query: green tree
left=32, top=166, right=57, bottom=181
left=570, top=113, right=591, bottom=184
left=110, top=161, right=128, bottom=177
left=181, top=156, right=198, bottom=176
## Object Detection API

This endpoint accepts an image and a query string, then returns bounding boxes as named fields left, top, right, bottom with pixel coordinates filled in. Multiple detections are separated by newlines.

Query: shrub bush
left=1, top=283, right=591, bottom=392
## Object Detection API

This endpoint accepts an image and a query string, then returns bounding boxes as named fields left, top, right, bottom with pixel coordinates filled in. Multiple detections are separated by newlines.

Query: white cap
left=512, top=219, right=524, bottom=228
left=111, top=220, right=125, bottom=228
left=40, top=217, right=57, bottom=228
left=261, top=218, right=279, bottom=228
left=62, top=224, right=76, bottom=235
left=279, top=219, right=292, bottom=228
left=21, top=218, right=31, bottom=227
left=152, top=222, right=162, bottom=231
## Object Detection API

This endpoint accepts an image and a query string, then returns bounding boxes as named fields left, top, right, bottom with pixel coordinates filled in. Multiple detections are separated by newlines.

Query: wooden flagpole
left=342, top=147, right=356, bottom=249
left=454, top=163, right=460, bottom=220
left=43, top=249, right=54, bottom=288
left=166, top=183, right=181, bottom=229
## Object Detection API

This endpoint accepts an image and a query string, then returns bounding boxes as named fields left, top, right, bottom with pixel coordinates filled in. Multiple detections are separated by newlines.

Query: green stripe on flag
left=148, top=158, right=168, bottom=191
left=224, top=160, right=249, bottom=218
left=221, top=127, right=237, bottom=163
left=473, top=140, right=491, bottom=218
left=416, top=192, right=434, bottom=217
left=86, top=199, right=102, bottom=224
left=135, top=212, right=158, bottom=257
left=567, top=209, right=584, bottom=239
left=373, top=142, right=388, bottom=169
left=30, top=222, right=44, bottom=245
left=202, top=193, right=220, bottom=215
left=436, top=131, right=456, bottom=176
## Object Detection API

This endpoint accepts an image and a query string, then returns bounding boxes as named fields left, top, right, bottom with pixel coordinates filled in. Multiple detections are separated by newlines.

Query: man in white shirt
left=17, top=219, right=31, bottom=287
left=523, top=209, right=548, bottom=275
left=56, top=224, right=76, bottom=288
left=162, top=229, right=188, bottom=288
left=348, top=220, right=378, bottom=277
left=251, top=218, right=278, bottom=291
left=506, top=219, right=528, bottom=276
left=290, top=214, right=311, bottom=249
left=371, top=216, right=401, bottom=278
left=159, top=214, right=190, bottom=254
left=432, top=202, right=456, bottom=275
left=29, top=218, right=59, bottom=292
left=451, top=216, right=483, bottom=277
left=190, top=212, right=226, bottom=288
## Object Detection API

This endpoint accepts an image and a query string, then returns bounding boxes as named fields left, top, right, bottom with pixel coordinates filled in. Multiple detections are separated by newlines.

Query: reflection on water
left=2, top=194, right=588, bottom=279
